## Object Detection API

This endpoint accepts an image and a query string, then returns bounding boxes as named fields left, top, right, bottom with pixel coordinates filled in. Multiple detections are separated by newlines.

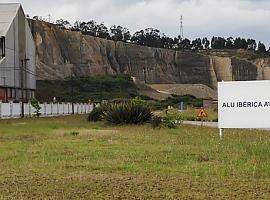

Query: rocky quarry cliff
left=31, top=20, right=270, bottom=99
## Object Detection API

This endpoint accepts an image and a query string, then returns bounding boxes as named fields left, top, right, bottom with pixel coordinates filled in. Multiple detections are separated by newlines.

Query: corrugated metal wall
left=0, top=5, right=36, bottom=102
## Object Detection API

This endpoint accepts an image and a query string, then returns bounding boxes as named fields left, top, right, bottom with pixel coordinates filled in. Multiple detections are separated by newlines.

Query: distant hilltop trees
left=30, top=15, right=270, bottom=55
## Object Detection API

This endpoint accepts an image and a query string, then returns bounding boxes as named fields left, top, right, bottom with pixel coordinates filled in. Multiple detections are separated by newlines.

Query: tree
left=73, top=20, right=98, bottom=36
left=55, top=19, right=71, bottom=29
left=211, top=37, right=226, bottom=49
left=110, top=26, right=131, bottom=42
left=202, top=37, right=210, bottom=49
left=144, top=28, right=162, bottom=48
left=43, top=16, right=268, bottom=54
left=234, top=37, right=242, bottom=49
left=225, top=37, right=234, bottom=49
left=72, top=21, right=82, bottom=31
left=32, top=16, right=40, bottom=21
left=257, top=42, right=267, bottom=53
left=161, top=34, right=174, bottom=49
left=96, top=23, right=110, bottom=39
left=172, top=37, right=180, bottom=49
left=180, top=38, right=191, bottom=50
left=123, top=30, right=131, bottom=42
left=85, top=20, right=98, bottom=36
left=240, top=38, right=248, bottom=49
left=247, top=39, right=257, bottom=50
left=131, top=30, right=145, bottom=45
left=131, top=28, right=165, bottom=48
left=234, top=37, right=247, bottom=49
left=191, top=38, right=202, bottom=50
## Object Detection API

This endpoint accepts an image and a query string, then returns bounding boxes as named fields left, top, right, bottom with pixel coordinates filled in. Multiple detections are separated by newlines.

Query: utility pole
left=20, top=59, right=24, bottom=118
left=48, top=14, right=51, bottom=23
left=20, top=58, right=29, bottom=118
left=71, top=77, right=74, bottom=115
left=1, top=77, right=7, bottom=102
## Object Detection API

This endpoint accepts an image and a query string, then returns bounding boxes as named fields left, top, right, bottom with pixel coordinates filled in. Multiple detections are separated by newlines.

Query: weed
left=65, top=131, right=80, bottom=136
left=87, top=106, right=104, bottom=122
left=150, top=116, right=162, bottom=129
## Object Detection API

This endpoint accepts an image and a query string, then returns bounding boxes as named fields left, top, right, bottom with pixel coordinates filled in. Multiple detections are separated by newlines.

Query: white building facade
left=0, top=3, right=36, bottom=102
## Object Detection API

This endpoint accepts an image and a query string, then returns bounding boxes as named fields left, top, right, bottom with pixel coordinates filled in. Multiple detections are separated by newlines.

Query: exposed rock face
left=30, top=20, right=270, bottom=91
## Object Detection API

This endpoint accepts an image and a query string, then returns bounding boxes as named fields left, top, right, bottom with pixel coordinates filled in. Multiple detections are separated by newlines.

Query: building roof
left=0, top=3, right=21, bottom=36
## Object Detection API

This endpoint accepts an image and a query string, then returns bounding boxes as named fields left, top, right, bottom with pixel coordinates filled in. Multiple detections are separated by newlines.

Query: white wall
left=0, top=102, right=93, bottom=119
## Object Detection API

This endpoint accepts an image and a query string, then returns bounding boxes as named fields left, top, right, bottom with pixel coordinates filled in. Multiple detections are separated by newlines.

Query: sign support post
left=201, top=118, right=203, bottom=127
left=219, top=128, right=223, bottom=139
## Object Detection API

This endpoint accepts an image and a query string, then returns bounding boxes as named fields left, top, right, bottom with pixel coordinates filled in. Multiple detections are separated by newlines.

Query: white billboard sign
left=218, top=81, right=270, bottom=129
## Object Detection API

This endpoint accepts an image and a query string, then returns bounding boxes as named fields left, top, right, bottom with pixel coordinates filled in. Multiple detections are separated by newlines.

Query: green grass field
left=0, top=115, right=270, bottom=199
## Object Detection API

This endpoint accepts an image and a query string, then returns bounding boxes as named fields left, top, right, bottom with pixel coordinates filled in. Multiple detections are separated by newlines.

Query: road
left=182, top=121, right=270, bottom=132
left=182, top=121, right=218, bottom=128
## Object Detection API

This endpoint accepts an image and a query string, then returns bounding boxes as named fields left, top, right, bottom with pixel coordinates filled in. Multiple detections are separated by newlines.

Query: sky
left=1, top=0, right=270, bottom=47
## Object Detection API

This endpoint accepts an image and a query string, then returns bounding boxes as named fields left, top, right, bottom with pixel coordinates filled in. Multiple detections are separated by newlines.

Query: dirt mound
left=149, top=84, right=217, bottom=99
left=133, top=78, right=170, bottom=100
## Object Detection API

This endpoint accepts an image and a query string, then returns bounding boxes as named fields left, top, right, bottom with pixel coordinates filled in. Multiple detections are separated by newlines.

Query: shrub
left=131, top=96, right=147, bottom=106
left=152, top=95, right=203, bottom=110
left=31, top=98, right=41, bottom=117
left=186, top=116, right=197, bottom=121
left=87, top=106, right=104, bottom=122
left=150, top=116, right=162, bottom=128
left=36, top=74, right=138, bottom=103
left=212, top=118, right=218, bottom=122
left=103, top=102, right=152, bottom=124
left=162, top=117, right=177, bottom=129
left=65, top=131, right=80, bottom=136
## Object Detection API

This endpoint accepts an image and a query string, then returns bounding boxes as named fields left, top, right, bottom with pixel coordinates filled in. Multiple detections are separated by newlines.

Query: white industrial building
left=0, top=3, right=36, bottom=102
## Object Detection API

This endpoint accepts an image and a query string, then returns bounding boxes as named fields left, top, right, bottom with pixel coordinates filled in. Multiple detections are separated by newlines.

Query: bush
left=103, top=102, right=152, bottom=124
left=150, top=116, right=162, bottom=128
left=36, top=74, right=138, bottom=103
left=87, top=106, right=104, bottom=122
left=65, top=131, right=80, bottom=136
left=31, top=98, right=41, bottom=117
left=186, top=116, right=197, bottom=121
left=162, top=117, right=177, bottom=129
left=152, top=95, right=203, bottom=110
left=131, top=96, right=147, bottom=106
left=212, top=118, right=218, bottom=122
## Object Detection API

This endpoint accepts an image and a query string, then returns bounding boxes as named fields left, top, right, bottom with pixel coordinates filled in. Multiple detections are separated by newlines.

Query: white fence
left=0, top=102, right=93, bottom=119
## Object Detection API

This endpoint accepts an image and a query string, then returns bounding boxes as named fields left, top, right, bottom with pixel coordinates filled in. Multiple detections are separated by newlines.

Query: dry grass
left=0, top=115, right=269, bottom=199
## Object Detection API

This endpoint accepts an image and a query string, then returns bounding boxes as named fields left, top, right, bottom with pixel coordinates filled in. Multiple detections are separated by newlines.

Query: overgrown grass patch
left=0, top=115, right=269, bottom=199
left=157, top=108, right=218, bottom=122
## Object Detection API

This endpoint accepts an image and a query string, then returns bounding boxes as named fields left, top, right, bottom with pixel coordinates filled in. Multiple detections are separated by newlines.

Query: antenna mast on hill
left=48, top=14, right=51, bottom=23
left=180, top=15, right=184, bottom=42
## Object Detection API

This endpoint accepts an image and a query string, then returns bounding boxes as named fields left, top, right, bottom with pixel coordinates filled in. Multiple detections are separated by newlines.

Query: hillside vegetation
left=36, top=75, right=138, bottom=102
left=31, top=19, right=270, bottom=55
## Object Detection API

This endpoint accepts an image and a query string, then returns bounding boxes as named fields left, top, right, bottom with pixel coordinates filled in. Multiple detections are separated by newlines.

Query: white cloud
left=1, top=0, right=270, bottom=46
